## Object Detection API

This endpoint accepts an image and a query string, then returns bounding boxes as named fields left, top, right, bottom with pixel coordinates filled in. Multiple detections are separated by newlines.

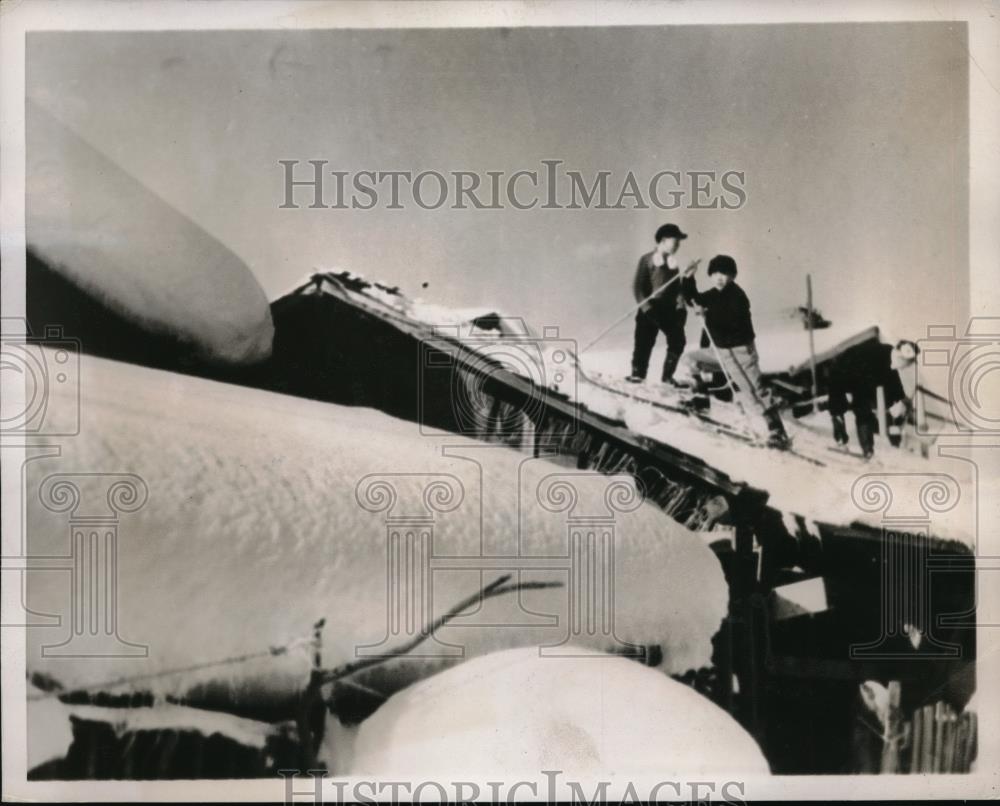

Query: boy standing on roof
left=627, top=223, right=692, bottom=386
left=681, top=255, right=791, bottom=450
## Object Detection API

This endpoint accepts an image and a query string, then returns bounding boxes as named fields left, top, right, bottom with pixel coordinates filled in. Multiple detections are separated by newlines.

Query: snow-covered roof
left=688, top=323, right=881, bottom=376
left=285, top=271, right=982, bottom=549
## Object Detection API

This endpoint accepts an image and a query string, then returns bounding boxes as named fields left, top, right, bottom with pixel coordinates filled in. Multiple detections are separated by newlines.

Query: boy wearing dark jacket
left=827, top=339, right=919, bottom=459
left=627, top=223, right=691, bottom=385
left=681, top=255, right=790, bottom=449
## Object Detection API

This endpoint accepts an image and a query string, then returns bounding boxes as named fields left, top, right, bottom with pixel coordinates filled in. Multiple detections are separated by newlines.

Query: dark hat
left=707, top=254, right=738, bottom=277
left=654, top=223, right=687, bottom=242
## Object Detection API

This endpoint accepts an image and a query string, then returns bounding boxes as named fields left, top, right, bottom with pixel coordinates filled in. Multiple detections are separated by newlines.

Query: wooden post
left=880, top=681, right=902, bottom=773
left=900, top=721, right=912, bottom=772
left=911, top=706, right=924, bottom=772
left=806, top=275, right=818, bottom=414
left=297, top=618, right=328, bottom=771
left=942, top=705, right=957, bottom=773
left=724, top=489, right=770, bottom=751
left=733, top=516, right=764, bottom=746
left=958, top=710, right=977, bottom=772
left=915, top=386, right=927, bottom=434
left=876, top=385, right=887, bottom=449
left=921, top=704, right=935, bottom=771
left=933, top=701, right=946, bottom=772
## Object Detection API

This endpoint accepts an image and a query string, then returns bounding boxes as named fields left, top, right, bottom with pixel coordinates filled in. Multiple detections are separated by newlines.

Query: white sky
left=26, top=23, right=969, bottom=351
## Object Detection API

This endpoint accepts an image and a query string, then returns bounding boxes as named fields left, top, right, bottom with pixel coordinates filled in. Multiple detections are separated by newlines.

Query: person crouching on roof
left=681, top=255, right=791, bottom=450
left=827, top=338, right=920, bottom=460
left=627, top=223, right=695, bottom=386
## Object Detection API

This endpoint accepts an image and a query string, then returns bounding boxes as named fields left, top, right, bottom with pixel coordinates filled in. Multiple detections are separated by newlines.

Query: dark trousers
left=631, top=309, right=687, bottom=381
left=829, top=383, right=879, bottom=455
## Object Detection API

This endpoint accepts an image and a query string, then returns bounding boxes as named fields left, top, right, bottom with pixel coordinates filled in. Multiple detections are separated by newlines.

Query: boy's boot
left=764, top=408, right=792, bottom=450
left=887, top=416, right=904, bottom=448
left=831, top=414, right=849, bottom=446
left=661, top=351, right=683, bottom=386
left=856, top=419, right=875, bottom=460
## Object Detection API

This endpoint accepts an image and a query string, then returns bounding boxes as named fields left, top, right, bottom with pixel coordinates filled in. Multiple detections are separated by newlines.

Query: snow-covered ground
left=25, top=350, right=728, bottom=769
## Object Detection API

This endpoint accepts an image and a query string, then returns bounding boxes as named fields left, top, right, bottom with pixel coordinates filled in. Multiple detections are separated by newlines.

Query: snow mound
left=350, top=646, right=770, bottom=778
left=26, top=100, right=273, bottom=366
left=25, top=352, right=728, bottom=705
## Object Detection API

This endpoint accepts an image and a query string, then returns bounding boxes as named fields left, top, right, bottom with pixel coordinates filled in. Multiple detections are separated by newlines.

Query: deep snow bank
left=26, top=351, right=727, bottom=711
left=26, top=100, right=273, bottom=367
left=349, top=646, right=770, bottom=778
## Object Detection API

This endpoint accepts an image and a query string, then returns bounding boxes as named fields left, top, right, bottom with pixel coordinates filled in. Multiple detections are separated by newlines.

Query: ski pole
left=578, top=261, right=699, bottom=355
left=697, top=313, right=761, bottom=440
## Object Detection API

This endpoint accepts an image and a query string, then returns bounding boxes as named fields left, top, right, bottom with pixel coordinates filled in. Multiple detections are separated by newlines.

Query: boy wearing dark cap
left=681, top=255, right=791, bottom=449
left=627, top=223, right=692, bottom=385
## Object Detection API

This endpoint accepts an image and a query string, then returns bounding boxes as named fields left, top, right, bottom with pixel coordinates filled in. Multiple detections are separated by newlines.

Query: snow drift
left=26, top=350, right=728, bottom=770
left=26, top=100, right=273, bottom=367
left=350, top=646, right=770, bottom=778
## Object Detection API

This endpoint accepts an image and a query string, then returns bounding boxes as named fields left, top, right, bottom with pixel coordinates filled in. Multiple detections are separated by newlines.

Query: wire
left=27, top=636, right=315, bottom=703
left=27, top=578, right=563, bottom=704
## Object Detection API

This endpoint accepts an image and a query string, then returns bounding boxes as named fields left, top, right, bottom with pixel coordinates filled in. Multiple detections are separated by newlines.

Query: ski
left=724, top=431, right=826, bottom=467
left=825, top=445, right=870, bottom=461
left=581, top=370, right=827, bottom=467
